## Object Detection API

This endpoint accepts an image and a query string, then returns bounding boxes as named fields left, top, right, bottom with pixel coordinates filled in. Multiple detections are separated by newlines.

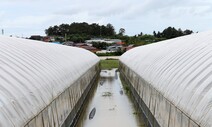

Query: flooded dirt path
left=75, top=69, right=146, bottom=127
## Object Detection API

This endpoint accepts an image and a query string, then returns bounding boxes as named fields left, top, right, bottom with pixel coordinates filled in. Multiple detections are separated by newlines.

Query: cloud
left=55, top=7, right=83, bottom=16
left=54, top=0, right=129, bottom=17
left=1, top=0, right=212, bottom=36
left=1, top=15, right=54, bottom=28
left=0, top=11, right=5, bottom=19
left=89, top=0, right=130, bottom=17
left=115, top=0, right=212, bottom=20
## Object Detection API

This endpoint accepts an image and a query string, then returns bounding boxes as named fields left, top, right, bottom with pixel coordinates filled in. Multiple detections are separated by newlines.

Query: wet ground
left=75, top=69, right=146, bottom=127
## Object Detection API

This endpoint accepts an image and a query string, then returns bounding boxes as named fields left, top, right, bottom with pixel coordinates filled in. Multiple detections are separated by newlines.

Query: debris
left=89, top=107, right=96, bottom=120
left=109, top=108, right=115, bottom=111
left=120, top=90, right=123, bottom=95
left=102, top=92, right=112, bottom=97
left=100, top=80, right=104, bottom=85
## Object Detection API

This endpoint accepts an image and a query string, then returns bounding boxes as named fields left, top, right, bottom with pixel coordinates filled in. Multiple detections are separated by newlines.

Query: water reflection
left=75, top=69, right=146, bottom=127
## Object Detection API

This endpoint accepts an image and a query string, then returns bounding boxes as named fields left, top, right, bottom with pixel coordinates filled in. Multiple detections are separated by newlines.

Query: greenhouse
left=120, top=31, right=212, bottom=127
left=0, top=36, right=100, bottom=127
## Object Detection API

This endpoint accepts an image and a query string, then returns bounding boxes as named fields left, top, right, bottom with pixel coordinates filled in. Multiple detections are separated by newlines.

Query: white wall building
left=85, top=38, right=121, bottom=44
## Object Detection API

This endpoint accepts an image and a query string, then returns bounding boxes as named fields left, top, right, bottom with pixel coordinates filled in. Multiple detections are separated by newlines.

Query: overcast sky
left=0, top=0, right=212, bottom=37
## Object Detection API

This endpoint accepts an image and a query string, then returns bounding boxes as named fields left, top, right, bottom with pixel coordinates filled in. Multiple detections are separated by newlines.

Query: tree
left=156, top=31, right=161, bottom=38
left=183, top=29, right=193, bottom=35
left=178, top=28, right=183, bottom=36
left=45, top=25, right=61, bottom=36
left=138, top=32, right=143, bottom=36
left=153, top=31, right=157, bottom=37
left=119, top=28, right=125, bottom=36
left=157, top=27, right=193, bottom=39
left=45, top=22, right=116, bottom=40
left=59, top=24, right=70, bottom=36
left=106, top=23, right=116, bottom=36
left=161, top=27, right=178, bottom=39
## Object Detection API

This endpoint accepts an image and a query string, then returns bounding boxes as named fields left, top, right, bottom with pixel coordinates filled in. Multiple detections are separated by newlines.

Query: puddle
left=75, top=69, right=146, bottom=127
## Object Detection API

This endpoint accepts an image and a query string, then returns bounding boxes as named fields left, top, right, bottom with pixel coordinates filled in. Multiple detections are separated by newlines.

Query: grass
left=133, top=111, right=139, bottom=115
left=119, top=74, right=131, bottom=95
left=100, top=59, right=119, bottom=70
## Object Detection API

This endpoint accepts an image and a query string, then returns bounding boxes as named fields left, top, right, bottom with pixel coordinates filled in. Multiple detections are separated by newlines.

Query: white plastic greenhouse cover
left=120, top=31, right=212, bottom=127
left=0, top=36, right=99, bottom=126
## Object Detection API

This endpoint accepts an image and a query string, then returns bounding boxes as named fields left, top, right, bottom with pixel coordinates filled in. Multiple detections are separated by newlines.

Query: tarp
left=0, top=36, right=99, bottom=126
left=120, top=31, right=212, bottom=127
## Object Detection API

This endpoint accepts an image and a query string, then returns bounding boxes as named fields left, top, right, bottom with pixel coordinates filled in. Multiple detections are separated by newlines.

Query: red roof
left=74, top=43, right=87, bottom=47
left=116, top=42, right=125, bottom=45
left=80, top=46, right=100, bottom=53
left=81, top=46, right=97, bottom=50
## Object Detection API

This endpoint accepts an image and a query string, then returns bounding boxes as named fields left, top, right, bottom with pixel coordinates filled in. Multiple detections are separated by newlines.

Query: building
left=85, top=38, right=122, bottom=44
left=29, top=35, right=43, bottom=41
left=43, top=36, right=55, bottom=42
left=106, top=45, right=123, bottom=52
left=62, top=41, right=74, bottom=46
left=74, top=43, right=100, bottom=53
left=125, top=44, right=134, bottom=51
left=80, top=46, right=100, bottom=53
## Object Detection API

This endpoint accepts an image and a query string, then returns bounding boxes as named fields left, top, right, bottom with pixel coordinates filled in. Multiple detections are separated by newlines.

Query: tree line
left=45, top=22, right=116, bottom=42
left=153, top=27, right=193, bottom=39
left=45, top=22, right=194, bottom=45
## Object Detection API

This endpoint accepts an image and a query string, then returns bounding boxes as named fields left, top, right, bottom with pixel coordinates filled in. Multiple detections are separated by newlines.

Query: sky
left=0, top=0, right=212, bottom=37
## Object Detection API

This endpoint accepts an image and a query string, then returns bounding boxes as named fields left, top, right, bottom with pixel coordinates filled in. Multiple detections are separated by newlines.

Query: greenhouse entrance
left=75, top=69, right=146, bottom=127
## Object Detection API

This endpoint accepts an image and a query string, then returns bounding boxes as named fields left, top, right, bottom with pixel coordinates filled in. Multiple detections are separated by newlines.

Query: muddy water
left=75, top=69, right=146, bottom=127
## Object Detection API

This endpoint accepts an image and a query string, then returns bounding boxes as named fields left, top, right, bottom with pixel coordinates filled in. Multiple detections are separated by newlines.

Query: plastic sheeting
left=0, top=36, right=99, bottom=127
left=120, top=31, right=212, bottom=127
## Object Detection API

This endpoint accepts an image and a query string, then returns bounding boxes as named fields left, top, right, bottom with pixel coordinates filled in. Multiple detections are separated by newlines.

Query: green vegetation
left=133, top=111, right=139, bottom=115
left=100, top=59, right=119, bottom=70
left=153, top=27, right=193, bottom=39
left=123, top=85, right=131, bottom=95
left=45, top=22, right=194, bottom=46
left=45, top=22, right=116, bottom=43
left=119, top=74, right=131, bottom=95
